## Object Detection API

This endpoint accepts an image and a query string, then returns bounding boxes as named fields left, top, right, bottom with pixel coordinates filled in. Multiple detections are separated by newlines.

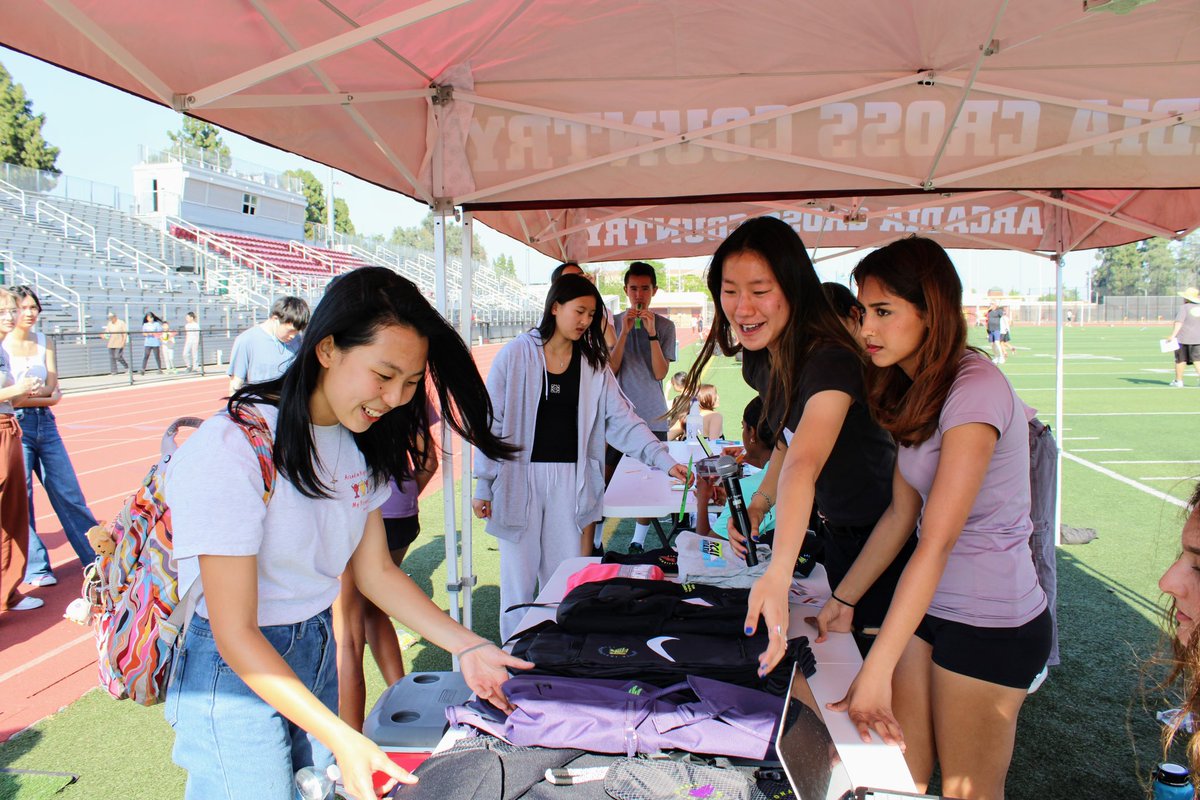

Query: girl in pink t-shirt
left=817, top=237, right=1050, bottom=800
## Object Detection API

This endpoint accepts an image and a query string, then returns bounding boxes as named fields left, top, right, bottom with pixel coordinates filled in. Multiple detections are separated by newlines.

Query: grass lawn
left=1, top=321, right=1195, bottom=798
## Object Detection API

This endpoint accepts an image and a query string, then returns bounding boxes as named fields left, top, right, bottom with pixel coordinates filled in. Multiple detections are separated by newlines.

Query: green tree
left=388, top=212, right=487, bottom=263
left=0, top=61, right=60, bottom=176
left=167, top=117, right=231, bottom=169
left=282, top=169, right=355, bottom=239
left=493, top=253, right=517, bottom=279
left=1092, top=238, right=1179, bottom=297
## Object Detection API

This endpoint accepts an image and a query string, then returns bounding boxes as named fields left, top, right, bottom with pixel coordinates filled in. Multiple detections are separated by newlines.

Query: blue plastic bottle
left=1153, top=763, right=1194, bottom=800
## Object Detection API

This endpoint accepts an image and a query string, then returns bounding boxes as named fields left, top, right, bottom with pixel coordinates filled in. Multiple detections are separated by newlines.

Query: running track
left=0, top=331, right=697, bottom=740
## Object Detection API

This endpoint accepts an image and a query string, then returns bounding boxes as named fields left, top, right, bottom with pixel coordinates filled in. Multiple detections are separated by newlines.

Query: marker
left=679, top=455, right=693, bottom=517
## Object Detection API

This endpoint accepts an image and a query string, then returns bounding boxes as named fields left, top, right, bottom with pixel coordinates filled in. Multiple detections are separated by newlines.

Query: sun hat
left=1179, top=287, right=1200, bottom=303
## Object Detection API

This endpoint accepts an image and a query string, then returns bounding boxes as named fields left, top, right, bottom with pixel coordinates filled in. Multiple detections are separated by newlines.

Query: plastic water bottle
left=295, top=766, right=333, bottom=800
left=685, top=399, right=703, bottom=442
left=1153, top=763, right=1193, bottom=800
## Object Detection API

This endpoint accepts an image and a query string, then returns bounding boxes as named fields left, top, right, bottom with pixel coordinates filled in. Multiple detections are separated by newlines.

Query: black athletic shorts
left=915, top=607, right=1052, bottom=689
left=604, top=429, right=668, bottom=468
left=1175, top=344, right=1200, bottom=365
left=384, top=515, right=420, bottom=552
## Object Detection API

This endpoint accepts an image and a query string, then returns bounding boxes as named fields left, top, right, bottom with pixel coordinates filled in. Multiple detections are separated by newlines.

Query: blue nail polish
left=744, top=626, right=753, bottom=635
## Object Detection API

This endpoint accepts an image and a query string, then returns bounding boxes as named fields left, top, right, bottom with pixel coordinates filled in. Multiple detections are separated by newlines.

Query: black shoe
left=590, top=542, right=605, bottom=557
left=627, top=542, right=644, bottom=555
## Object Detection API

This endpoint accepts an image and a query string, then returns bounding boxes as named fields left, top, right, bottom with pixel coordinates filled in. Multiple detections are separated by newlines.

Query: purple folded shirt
left=446, top=674, right=782, bottom=760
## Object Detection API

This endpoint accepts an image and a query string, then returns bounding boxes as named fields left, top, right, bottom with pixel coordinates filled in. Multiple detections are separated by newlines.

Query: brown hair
left=670, top=216, right=862, bottom=437
left=851, top=236, right=977, bottom=447
left=1162, top=482, right=1200, bottom=782
left=696, top=384, right=719, bottom=411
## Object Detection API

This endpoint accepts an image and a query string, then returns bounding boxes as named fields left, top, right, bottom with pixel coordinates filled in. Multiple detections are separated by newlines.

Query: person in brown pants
left=0, top=292, right=43, bottom=612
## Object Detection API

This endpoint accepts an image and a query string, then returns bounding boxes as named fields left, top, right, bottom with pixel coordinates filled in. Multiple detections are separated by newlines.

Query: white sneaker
left=1169, top=380, right=1184, bottom=388
left=10, top=596, right=44, bottom=611
left=1027, top=665, right=1049, bottom=694
left=26, top=574, right=57, bottom=587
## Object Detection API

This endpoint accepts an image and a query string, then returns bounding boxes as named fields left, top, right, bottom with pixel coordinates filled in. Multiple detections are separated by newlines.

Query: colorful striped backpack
left=80, top=408, right=275, bottom=705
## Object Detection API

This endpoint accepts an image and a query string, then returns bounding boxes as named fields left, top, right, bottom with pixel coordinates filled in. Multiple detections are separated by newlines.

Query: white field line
left=0, top=632, right=94, bottom=685
left=1066, top=412, right=1200, bottom=417
left=1100, top=460, right=1200, bottom=465
left=1069, top=448, right=1131, bottom=452
left=1018, top=387, right=1190, bottom=391
left=1063, top=452, right=1188, bottom=510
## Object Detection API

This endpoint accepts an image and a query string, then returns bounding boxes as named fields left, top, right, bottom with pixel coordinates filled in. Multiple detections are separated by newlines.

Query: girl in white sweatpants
left=473, top=274, right=688, bottom=641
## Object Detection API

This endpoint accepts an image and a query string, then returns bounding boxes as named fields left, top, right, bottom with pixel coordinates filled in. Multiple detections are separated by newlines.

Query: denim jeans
left=166, top=610, right=338, bottom=800
left=17, top=407, right=98, bottom=580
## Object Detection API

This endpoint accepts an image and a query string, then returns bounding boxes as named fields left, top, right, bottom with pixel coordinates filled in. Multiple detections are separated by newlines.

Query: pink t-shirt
left=897, top=351, right=1046, bottom=628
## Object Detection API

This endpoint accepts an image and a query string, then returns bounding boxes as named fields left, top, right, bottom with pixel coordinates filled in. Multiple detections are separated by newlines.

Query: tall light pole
left=326, top=166, right=335, bottom=246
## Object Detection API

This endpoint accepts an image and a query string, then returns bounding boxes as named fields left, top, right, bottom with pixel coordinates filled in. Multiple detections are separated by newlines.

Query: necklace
left=546, top=343, right=571, bottom=371
left=328, top=429, right=344, bottom=486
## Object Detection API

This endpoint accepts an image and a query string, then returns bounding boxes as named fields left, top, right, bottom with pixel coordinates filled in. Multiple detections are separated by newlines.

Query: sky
left=1, top=46, right=1096, bottom=292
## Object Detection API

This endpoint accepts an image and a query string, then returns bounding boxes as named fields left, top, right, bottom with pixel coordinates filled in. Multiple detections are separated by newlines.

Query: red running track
left=0, top=330, right=697, bottom=740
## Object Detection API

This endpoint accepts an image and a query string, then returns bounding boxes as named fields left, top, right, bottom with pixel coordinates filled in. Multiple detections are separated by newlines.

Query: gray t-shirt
left=612, top=312, right=676, bottom=432
left=165, top=404, right=390, bottom=626
left=1176, top=302, right=1200, bottom=345
left=0, top=348, right=14, bottom=415
left=228, top=325, right=300, bottom=384
left=897, top=352, right=1045, bottom=628
left=985, top=307, right=1003, bottom=333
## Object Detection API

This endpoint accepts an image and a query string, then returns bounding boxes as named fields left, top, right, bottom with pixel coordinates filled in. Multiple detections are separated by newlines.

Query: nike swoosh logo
left=646, top=636, right=679, bottom=663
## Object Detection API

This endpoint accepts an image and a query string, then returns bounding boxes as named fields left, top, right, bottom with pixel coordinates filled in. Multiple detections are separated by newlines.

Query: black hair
left=230, top=267, right=516, bottom=499
left=550, top=261, right=582, bottom=284
left=821, top=282, right=864, bottom=325
left=535, top=274, right=609, bottom=371
left=186, top=311, right=197, bottom=321
left=270, top=296, right=311, bottom=330
left=10, top=285, right=42, bottom=313
left=670, top=216, right=861, bottom=440
left=742, top=395, right=776, bottom=450
left=143, top=311, right=162, bottom=323
left=624, top=261, right=657, bottom=288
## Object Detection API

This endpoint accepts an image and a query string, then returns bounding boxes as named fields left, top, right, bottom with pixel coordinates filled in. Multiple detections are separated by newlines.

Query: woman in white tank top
left=2, top=287, right=98, bottom=587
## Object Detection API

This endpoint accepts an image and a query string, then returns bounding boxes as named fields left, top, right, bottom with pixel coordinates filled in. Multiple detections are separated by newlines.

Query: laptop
left=775, top=664, right=952, bottom=800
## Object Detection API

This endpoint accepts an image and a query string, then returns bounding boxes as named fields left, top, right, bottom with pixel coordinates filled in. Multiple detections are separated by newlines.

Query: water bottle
left=685, top=399, right=703, bottom=442
left=1153, top=762, right=1193, bottom=800
left=633, top=302, right=642, bottom=330
left=295, top=766, right=333, bottom=800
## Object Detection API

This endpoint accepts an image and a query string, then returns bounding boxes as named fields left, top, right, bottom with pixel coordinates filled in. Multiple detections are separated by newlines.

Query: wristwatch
left=648, top=335, right=659, bottom=341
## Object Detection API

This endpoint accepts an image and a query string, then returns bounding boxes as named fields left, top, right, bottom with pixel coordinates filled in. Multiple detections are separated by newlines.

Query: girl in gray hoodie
left=473, top=275, right=688, bottom=640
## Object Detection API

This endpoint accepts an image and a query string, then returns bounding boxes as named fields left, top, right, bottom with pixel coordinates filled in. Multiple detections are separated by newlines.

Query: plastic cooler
left=364, top=671, right=472, bottom=771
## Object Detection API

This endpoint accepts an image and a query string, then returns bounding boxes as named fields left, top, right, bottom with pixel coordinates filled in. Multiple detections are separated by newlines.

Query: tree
left=493, top=254, right=517, bottom=279
left=1092, top=238, right=1179, bottom=297
left=0, top=61, right=60, bottom=175
left=167, top=117, right=231, bottom=169
left=388, top=212, right=487, bottom=264
left=283, top=168, right=356, bottom=239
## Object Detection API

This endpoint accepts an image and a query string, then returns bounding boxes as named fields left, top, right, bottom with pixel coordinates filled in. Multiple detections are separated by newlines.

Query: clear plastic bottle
left=685, top=399, right=703, bottom=442
left=1153, top=763, right=1194, bottom=800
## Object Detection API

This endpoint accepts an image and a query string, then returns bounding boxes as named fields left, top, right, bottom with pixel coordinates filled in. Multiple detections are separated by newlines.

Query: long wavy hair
left=671, top=216, right=861, bottom=439
left=1162, top=482, right=1200, bottom=779
left=534, top=273, right=609, bottom=371
left=851, top=236, right=979, bottom=447
left=230, top=267, right=516, bottom=498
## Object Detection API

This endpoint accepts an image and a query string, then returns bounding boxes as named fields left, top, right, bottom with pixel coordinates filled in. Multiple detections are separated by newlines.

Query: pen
left=679, top=455, right=693, bottom=517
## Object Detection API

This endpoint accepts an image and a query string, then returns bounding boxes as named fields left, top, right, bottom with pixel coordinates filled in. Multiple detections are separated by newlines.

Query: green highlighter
left=678, top=455, right=693, bottom=518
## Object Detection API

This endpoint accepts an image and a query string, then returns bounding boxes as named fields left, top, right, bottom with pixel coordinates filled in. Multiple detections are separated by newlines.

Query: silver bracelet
left=752, top=489, right=775, bottom=508
left=456, top=641, right=492, bottom=659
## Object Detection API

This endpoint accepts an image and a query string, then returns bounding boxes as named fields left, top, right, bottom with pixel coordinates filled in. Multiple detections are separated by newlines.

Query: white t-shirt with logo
left=165, top=403, right=390, bottom=625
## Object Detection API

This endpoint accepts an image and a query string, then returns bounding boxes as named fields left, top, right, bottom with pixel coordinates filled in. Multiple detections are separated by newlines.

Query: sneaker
left=10, top=596, right=44, bottom=611
left=627, top=542, right=644, bottom=555
left=1027, top=665, right=1049, bottom=694
left=26, top=574, right=57, bottom=587
left=1170, top=380, right=1184, bottom=388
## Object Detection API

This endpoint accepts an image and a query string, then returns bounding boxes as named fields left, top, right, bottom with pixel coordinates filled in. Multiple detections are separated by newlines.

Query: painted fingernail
left=744, top=626, right=753, bottom=635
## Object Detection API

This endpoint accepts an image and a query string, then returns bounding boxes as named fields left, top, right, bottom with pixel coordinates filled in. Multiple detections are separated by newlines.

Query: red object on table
left=372, top=752, right=432, bottom=791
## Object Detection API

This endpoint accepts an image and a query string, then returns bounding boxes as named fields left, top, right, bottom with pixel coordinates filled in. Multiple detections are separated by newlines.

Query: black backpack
left=555, top=578, right=752, bottom=636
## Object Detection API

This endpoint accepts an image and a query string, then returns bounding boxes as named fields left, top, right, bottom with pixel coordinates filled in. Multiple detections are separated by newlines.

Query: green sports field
left=1, top=323, right=1195, bottom=799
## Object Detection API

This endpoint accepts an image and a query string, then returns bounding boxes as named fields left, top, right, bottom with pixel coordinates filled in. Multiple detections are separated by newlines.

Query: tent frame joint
left=446, top=575, right=478, bottom=594
left=172, top=93, right=195, bottom=113
left=431, top=83, right=455, bottom=106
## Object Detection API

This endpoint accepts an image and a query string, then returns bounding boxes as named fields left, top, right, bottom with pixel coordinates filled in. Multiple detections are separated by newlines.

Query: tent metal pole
left=459, top=211, right=475, bottom=631
left=433, top=209, right=464, bottom=641
left=1053, top=202, right=1066, bottom=548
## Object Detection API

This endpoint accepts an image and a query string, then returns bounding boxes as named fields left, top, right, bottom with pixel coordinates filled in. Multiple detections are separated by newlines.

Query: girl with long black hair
left=473, top=274, right=688, bottom=640
left=163, top=267, right=530, bottom=800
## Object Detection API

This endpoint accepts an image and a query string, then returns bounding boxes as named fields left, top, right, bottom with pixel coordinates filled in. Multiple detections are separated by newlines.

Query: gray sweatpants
left=498, top=462, right=582, bottom=641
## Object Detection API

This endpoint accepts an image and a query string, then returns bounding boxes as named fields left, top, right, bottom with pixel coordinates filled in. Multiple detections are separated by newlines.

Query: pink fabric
left=564, top=563, right=664, bottom=594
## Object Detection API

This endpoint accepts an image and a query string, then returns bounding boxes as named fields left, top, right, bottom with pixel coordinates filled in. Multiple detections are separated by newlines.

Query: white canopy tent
left=4, top=0, right=1197, bottom=629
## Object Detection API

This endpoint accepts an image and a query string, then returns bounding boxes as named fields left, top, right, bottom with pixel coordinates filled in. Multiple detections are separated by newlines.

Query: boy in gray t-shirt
left=607, top=262, right=676, bottom=552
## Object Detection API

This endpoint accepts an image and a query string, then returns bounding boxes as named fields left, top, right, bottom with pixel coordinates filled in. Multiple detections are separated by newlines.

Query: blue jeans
left=166, top=609, right=339, bottom=800
left=17, top=407, right=98, bottom=580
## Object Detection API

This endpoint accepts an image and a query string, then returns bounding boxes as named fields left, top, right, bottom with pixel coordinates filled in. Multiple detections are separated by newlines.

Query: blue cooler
left=363, top=671, right=472, bottom=752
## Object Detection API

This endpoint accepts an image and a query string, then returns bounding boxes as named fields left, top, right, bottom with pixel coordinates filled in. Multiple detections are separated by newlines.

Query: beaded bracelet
left=751, top=489, right=775, bottom=508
